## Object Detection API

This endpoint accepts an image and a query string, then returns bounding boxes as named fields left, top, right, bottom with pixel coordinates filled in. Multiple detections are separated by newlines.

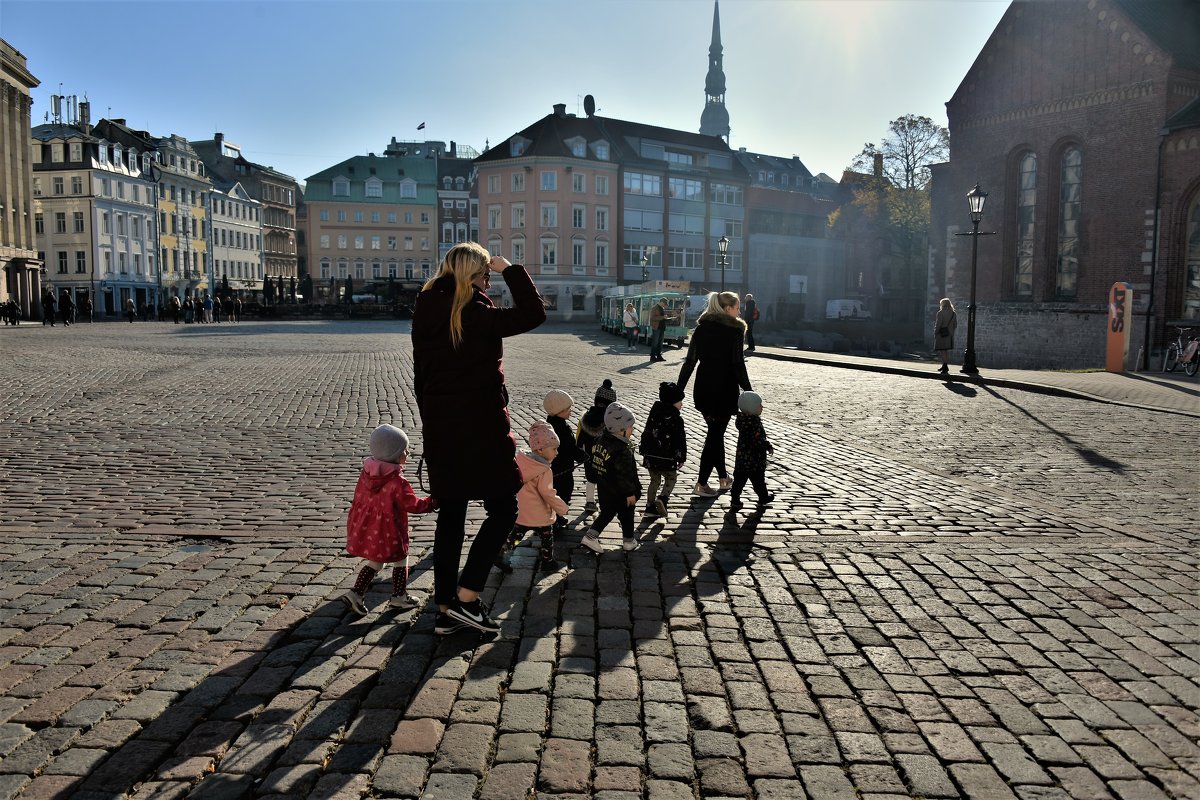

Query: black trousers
left=593, top=493, right=635, bottom=538
left=698, top=413, right=731, bottom=485
left=433, top=494, right=517, bottom=606
left=731, top=468, right=768, bottom=502
left=746, top=322, right=756, bottom=350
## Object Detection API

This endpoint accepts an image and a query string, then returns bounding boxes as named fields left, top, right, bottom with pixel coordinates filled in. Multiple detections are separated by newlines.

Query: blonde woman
left=412, top=242, right=547, bottom=634
left=933, top=298, right=957, bottom=374
left=623, top=302, right=639, bottom=350
left=677, top=291, right=752, bottom=497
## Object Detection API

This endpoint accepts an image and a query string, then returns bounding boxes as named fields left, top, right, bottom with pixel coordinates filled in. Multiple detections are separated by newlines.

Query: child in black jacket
left=544, top=389, right=586, bottom=530
left=639, top=382, right=687, bottom=518
left=730, top=391, right=775, bottom=514
left=580, top=402, right=642, bottom=553
left=576, top=379, right=616, bottom=512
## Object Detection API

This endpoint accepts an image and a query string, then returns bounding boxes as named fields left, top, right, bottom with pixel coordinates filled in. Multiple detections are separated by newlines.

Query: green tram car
left=599, top=281, right=692, bottom=348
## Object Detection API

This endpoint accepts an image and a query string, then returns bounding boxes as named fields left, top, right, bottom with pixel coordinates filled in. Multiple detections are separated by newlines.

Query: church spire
left=700, top=0, right=730, bottom=141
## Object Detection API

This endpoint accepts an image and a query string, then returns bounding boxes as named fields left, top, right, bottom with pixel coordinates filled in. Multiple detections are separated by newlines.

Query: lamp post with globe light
left=954, top=184, right=995, bottom=374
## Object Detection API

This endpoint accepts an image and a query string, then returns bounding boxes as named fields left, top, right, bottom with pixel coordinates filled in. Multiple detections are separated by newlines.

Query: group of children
left=339, top=379, right=775, bottom=616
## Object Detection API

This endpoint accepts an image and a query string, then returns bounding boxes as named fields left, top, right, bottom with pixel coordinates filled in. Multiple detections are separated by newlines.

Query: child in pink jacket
left=342, top=424, right=436, bottom=615
left=497, top=421, right=569, bottom=572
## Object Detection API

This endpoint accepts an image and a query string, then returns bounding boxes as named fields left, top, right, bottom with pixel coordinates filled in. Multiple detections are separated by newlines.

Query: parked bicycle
left=1164, top=326, right=1199, bottom=377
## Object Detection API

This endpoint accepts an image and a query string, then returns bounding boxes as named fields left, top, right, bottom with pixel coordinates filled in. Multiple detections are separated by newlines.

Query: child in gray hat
left=730, top=391, right=774, bottom=514
left=341, top=424, right=437, bottom=615
left=580, top=401, right=643, bottom=552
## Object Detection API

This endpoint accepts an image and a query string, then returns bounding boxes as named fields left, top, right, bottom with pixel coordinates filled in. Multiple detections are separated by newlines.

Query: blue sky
left=2, top=0, right=1009, bottom=185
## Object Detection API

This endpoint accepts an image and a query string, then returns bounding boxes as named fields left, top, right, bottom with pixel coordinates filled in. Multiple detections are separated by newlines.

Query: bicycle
left=1164, top=326, right=1200, bottom=377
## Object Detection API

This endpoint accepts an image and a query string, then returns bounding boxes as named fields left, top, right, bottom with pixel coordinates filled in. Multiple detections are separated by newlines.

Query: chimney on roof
left=450, top=140, right=457, bottom=158
left=113, top=118, right=126, bottom=126
left=553, top=103, right=567, bottom=117
left=215, top=132, right=224, bottom=146
left=873, top=152, right=883, bottom=179
left=79, top=101, right=90, bottom=132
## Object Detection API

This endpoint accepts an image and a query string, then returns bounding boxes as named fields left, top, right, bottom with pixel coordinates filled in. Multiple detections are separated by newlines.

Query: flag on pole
left=417, top=122, right=426, bottom=130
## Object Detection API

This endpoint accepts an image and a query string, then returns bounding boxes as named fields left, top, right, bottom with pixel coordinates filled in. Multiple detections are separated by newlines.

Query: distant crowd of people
left=9, top=290, right=245, bottom=327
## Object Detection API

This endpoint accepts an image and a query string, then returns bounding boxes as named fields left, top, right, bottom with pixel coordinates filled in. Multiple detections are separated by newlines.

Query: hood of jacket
left=516, top=450, right=551, bottom=480
left=360, top=457, right=402, bottom=493
left=697, top=309, right=747, bottom=333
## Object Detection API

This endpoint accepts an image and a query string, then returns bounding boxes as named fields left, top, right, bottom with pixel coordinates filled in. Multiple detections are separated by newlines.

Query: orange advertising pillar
left=1106, top=282, right=1133, bottom=373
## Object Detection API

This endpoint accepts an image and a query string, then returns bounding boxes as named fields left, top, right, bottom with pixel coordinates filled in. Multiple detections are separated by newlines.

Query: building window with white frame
left=596, top=175, right=609, bottom=196
left=572, top=173, right=585, bottom=192
left=337, top=234, right=347, bottom=249
left=354, top=235, right=364, bottom=250
left=69, top=142, right=82, bottom=161
left=75, top=250, right=86, bottom=273
left=512, top=239, right=525, bottom=264
left=540, top=203, right=557, bottom=228
left=333, top=178, right=350, bottom=196
left=541, top=171, right=557, bottom=191
left=572, top=239, right=585, bottom=266
left=596, top=207, right=609, bottom=231
left=73, top=211, right=84, bottom=233
left=399, top=182, right=416, bottom=199
left=371, top=235, right=381, bottom=250
left=71, top=176, right=83, bottom=194
left=57, top=251, right=68, bottom=273
left=320, top=234, right=330, bottom=249
left=512, top=204, right=525, bottom=229
left=365, top=178, right=383, bottom=198
left=572, top=205, right=586, bottom=229
left=541, top=239, right=557, bottom=266
left=488, top=174, right=501, bottom=194
left=488, top=205, right=501, bottom=230
left=595, top=242, right=608, bottom=269
left=512, top=172, right=525, bottom=192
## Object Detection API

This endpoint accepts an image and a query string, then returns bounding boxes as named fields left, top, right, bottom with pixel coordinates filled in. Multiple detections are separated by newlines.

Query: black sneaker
left=434, top=612, right=467, bottom=635
left=446, top=597, right=501, bottom=634
left=729, top=499, right=744, bottom=514
left=756, top=492, right=775, bottom=506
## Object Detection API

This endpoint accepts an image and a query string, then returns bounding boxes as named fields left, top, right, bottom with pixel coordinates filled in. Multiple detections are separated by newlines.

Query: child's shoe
left=692, top=483, right=718, bottom=498
left=494, top=548, right=514, bottom=575
left=653, top=498, right=668, bottom=517
left=340, top=589, right=367, bottom=616
left=553, top=516, right=568, bottom=533
left=644, top=503, right=660, bottom=518
left=580, top=528, right=605, bottom=553
left=622, top=535, right=636, bottom=551
left=540, top=555, right=562, bottom=572
left=718, top=477, right=734, bottom=490
left=388, top=594, right=420, bottom=611
left=583, top=500, right=598, bottom=513
left=729, top=498, right=744, bottom=514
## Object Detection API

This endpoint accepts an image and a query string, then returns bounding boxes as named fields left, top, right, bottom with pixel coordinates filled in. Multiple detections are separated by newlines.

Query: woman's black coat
left=677, top=311, right=752, bottom=417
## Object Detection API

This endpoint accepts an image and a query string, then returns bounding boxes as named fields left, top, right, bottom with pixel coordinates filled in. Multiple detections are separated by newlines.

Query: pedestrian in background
left=59, top=290, right=74, bottom=326
left=212, top=296, right=222, bottom=324
left=577, top=379, right=617, bottom=513
left=41, top=291, right=56, bottom=326
left=623, top=302, right=639, bottom=350
left=125, top=297, right=136, bottom=323
left=412, top=242, right=546, bottom=636
left=934, top=298, right=957, bottom=374
left=234, top=297, right=242, bottom=322
left=341, top=424, right=435, bottom=615
left=742, top=293, right=758, bottom=352
left=183, top=296, right=194, bottom=324
left=678, top=291, right=752, bottom=497
left=580, top=401, right=642, bottom=553
left=170, top=296, right=181, bottom=324
left=639, top=381, right=687, bottom=518
left=648, top=298, right=675, bottom=362
left=543, top=389, right=586, bottom=532
left=203, top=294, right=214, bottom=323
left=729, top=391, right=774, bottom=514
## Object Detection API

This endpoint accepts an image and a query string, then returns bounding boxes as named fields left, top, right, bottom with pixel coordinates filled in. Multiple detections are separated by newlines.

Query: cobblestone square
left=0, top=320, right=1196, bottom=799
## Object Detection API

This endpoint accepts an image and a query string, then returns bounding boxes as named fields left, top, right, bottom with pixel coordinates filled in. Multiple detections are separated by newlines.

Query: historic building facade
left=304, top=142, right=439, bottom=302
left=1, top=39, right=40, bottom=319
left=146, top=134, right=213, bottom=303
left=436, top=141, right=479, bottom=264
left=476, top=102, right=748, bottom=319
left=929, top=0, right=1200, bottom=368
left=193, top=133, right=298, bottom=291
left=208, top=180, right=263, bottom=297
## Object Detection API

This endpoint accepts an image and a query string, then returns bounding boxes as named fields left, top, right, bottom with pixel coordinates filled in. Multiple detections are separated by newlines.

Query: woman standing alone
left=933, top=298, right=957, bottom=374
left=412, top=242, right=547, bottom=634
left=677, top=291, right=752, bottom=497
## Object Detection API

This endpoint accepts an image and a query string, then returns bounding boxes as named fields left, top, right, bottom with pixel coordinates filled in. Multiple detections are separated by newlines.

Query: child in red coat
left=341, top=424, right=436, bottom=615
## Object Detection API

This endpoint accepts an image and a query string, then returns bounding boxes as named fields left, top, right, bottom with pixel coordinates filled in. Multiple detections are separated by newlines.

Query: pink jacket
left=515, top=451, right=568, bottom=528
left=346, top=458, right=435, bottom=562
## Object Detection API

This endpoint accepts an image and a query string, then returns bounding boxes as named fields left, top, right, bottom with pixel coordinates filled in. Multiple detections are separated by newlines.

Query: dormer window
left=399, top=178, right=417, bottom=199
left=365, top=177, right=383, bottom=198
left=333, top=177, right=350, bottom=197
left=510, top=137, right=529, bottom=157
left=565, top=137, right=587, bottom=158
left=593, top=142, right=609, bottom=161
left=456, top=177, right=465, bottom=190
left=443, top=177, right=452, bottom=189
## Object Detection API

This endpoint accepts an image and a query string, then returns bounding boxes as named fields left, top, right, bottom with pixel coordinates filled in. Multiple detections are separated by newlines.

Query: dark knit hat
left=658, top=381, right=684, bottom=404
left=593, top=379, right=617, bottom=407
left=603, top=401, right=636, bottom=433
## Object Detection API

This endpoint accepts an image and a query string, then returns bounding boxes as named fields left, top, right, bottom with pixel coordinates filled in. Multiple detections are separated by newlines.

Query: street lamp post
left=717, top=235, right=729, bottom=293
left=955, top=184, right=996, bottom=374
left=147, top=160, right=162, bottom=317
left=641, top=253, right=649, bottom=284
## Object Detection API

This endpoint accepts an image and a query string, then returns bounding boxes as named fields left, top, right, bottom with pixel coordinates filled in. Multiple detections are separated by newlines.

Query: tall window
left=1184, top=194, right=1200, bottom=320
left=540, top=171, right=557, bottom=191
left=1014, top=152, right=1036, bottom=297
left=1055, top=146, right=1081, bottom=299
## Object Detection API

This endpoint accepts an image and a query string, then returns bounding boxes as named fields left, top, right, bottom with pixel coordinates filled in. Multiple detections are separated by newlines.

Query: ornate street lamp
left=955, top=184, right=995, bottom=374
left=641, top=252, right=649, bottom=283
left=717, top=235, right=729, bottom=293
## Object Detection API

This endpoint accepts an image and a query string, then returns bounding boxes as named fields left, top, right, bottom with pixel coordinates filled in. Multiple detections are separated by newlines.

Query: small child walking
left=730, top=391, right=775, bottom=514
left=581, top=402, right=643, bottom=552
left=577, top=379, right=617, bottom=513
left=543, top=389, right=587, bottom=531
left=498, top=421, right=570, bottom=572
left=341, top=424, right=436, bottom=615
left=639, top=382, right=688, bottom=518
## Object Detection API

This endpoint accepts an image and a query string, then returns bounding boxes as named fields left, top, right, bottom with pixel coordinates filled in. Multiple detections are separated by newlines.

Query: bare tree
left=851, top=114, right=949, bottom=191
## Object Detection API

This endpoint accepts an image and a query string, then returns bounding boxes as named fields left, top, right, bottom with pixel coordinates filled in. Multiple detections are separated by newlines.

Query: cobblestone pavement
left=0, top=321, right=1196, bottom=800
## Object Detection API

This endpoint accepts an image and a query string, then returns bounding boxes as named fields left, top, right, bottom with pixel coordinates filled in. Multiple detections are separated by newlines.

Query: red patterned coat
left=346, top=458, right=435, bottom=562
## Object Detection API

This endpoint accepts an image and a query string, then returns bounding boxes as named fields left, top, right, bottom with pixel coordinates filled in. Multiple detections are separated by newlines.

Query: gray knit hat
left=369, top=424, right=410, bottom=463
left=603, top=401, right=636, bottom=433
left=737, top=391, right=763, bottom=414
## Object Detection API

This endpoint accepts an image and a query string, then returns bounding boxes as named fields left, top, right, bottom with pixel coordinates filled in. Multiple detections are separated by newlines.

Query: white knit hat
left=543, top=389, right=573, bottom=416
left=603, top=402, right=636, bottom=433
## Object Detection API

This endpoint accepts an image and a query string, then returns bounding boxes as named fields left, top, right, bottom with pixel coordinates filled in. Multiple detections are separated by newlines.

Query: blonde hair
left=700, top=291, right=740, bottom=319
left=424, top=241, right=491, bottom=348
left=939, top=297, right=955, bottom=311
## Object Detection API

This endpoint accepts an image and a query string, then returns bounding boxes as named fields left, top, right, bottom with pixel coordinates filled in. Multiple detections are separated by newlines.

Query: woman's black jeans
left=698, top=413, right=731, bottom=485
left=433, top=494, right=518, bottom=607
